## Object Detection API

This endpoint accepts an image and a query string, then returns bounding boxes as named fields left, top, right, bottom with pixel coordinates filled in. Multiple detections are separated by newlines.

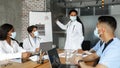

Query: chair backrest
left=82, top=40, right=91, bottom=50
left=11, top=38, right=23, bottom=48
left=19, top=42, right=23, bottom=48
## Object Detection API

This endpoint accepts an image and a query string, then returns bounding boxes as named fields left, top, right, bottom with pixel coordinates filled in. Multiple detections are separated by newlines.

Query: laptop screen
left=47, top=48, right=61, bottom=68
left=39, top=42, right=53, bottom=52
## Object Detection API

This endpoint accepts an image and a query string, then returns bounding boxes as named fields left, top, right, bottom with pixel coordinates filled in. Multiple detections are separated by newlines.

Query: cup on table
left=64, top=49, right=77, bottom=64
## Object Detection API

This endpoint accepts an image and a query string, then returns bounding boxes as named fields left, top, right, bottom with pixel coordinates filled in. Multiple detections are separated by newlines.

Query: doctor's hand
left=35, top=48, right=40, bottom=52
left=56, top=19, right=61, bottom=24
left=22, top=52, right=31, bottom=59
left=74, top=55, right=83, bottom=64
left=82, top=51, right=92, bottom=55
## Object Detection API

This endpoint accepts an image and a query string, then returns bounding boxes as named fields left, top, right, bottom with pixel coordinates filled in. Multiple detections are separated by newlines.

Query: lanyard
left=102, top=39, right=113, bottom=53
left=100, top=40, right=103, bottom=47
left=67, top=21, right=75, bottom=32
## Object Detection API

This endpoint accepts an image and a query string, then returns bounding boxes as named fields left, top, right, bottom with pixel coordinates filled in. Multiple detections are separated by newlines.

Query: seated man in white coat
left=0, top=23, right=31, bottom=61
left=23, top=25, right=40, bottom=53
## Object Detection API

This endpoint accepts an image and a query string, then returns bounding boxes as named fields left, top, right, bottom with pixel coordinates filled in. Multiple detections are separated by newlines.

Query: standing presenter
left=56, top=9, right=84, bottom=50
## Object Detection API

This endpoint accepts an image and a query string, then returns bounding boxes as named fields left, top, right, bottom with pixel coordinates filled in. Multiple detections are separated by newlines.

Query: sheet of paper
left=10, top=58, right=22, bottom=63
left=29, top=55, right=49, bottom=62
left=0, top=60, right=10, bottom=65
left=29, top=55, right=38, bottom=61
left=76, top=53, right=88, bottom=57
left=43, top=55, right=48, bottom=60
left=59, top=53, right=88, bottom=58
left=59, top=53, right=65, bottom=58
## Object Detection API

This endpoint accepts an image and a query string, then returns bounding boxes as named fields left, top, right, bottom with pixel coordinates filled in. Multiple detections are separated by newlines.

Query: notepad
left=10, top=58, right=22, bottom=63
left=29, top=55, right=38, bottom=61
left=29, top=55, right=49, bottom=62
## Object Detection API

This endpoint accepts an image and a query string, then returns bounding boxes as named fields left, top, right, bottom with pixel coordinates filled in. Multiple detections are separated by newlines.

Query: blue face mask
left=33, top=31, right=39, bottom=37
left=94, top=28, right=99, bottom=38
left=10, top=32, right=16, bottom=39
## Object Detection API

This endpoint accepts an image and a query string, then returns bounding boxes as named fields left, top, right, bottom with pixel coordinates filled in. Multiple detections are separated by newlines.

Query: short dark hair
left=27, top=25, right=37, bottom=33
left=98, top=16, right=117, bottom=32
left=69, top=9, right=78, bottom=15
left=0, top=23, right=13, bottom=40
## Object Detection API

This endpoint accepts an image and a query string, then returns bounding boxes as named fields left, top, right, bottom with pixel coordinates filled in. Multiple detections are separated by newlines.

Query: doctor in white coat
left=23, top=25, right=41, bottom=53
left=0, top=23, right=31, bottom=61
left=56, top=10, right=84, bottom=50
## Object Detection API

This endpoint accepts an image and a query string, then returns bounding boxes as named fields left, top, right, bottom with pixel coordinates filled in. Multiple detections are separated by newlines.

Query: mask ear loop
left=99, top=27, right=105, bottom=36
left=31, top=31, right=35, bottom=38
left=98, top=28, right=101, bottom=38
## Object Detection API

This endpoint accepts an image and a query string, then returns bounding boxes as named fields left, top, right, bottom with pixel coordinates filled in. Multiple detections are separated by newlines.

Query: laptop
left=39, top=42, right=53, bottom=52
left=47, top=48, right=78, bottom=68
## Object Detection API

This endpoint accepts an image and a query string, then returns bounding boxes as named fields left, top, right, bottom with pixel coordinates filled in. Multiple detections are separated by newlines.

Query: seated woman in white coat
left=56, top=9, right=84, bottom=50
left=0, top=23, right=31, bottom=61
left=23, top=25, right=40, bottom=53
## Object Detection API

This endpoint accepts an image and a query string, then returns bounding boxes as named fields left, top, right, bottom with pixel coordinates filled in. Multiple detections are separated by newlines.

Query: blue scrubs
left=96, top=38, right=120, bottom=68
left=92, top=40, right=102, bottom=51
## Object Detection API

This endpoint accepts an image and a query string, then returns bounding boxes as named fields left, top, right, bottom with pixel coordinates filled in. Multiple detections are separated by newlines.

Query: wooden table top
left=0, top=49, right=94, bottom=68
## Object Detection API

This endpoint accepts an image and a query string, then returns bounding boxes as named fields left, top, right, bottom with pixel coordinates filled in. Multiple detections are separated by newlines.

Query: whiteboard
left=29, top=11, right=53, bottom=42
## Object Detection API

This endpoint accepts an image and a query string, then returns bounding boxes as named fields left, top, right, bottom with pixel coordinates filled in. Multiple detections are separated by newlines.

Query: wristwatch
left=78, top=60, right=84, bottom=64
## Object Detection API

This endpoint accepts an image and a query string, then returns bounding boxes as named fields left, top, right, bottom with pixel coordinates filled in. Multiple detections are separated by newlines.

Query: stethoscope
left=28, top=34, right=41, bottom=47
left=67, top=21, right=75, bottom=32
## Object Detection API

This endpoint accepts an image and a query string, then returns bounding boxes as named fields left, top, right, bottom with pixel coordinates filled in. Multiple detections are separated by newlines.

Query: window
left=80, top=7, right=93, bottom=16
left=95, top=6, right=109, bottom=15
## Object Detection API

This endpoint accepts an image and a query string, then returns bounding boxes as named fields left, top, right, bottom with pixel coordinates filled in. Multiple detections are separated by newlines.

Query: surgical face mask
left=94, top=28, right=99, bottom=38
left=10, top=32, right=16, bottom=39
left=70, top=16, right=77, bottom=21
left=33, top=31, right=39, bottom=37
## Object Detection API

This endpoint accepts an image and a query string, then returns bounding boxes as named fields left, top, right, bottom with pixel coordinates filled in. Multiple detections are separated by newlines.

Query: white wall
left=110, top=5, right=120, bottom=15
left=80, top=16, right=99, bottom=45
left=114, top=15, right=120, bottom=39
left=29, top=12, right=53, bottom=42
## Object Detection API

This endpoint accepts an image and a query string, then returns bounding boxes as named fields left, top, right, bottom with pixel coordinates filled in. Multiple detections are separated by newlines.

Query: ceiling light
left=101, top=0, right=104, bottom=8
left=111, top=5, right=114, bottom=7
left=99, top=6, right=101, bottom=8
left=87, top=7, right=90, bottom=9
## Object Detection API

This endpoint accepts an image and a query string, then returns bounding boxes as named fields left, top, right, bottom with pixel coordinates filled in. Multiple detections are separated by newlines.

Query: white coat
left=0, top=40, right=26, bottom=61
left=56, top=20, right=84, bottom=50
left=23, top=35, right=41, bottom=52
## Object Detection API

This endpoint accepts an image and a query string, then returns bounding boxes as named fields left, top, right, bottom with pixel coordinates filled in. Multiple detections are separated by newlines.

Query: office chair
left=82, top=40, right=91, bottom=50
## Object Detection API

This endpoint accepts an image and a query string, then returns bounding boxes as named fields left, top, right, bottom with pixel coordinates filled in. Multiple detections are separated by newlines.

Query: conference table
left=0, top=49, right=94, bottom=68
